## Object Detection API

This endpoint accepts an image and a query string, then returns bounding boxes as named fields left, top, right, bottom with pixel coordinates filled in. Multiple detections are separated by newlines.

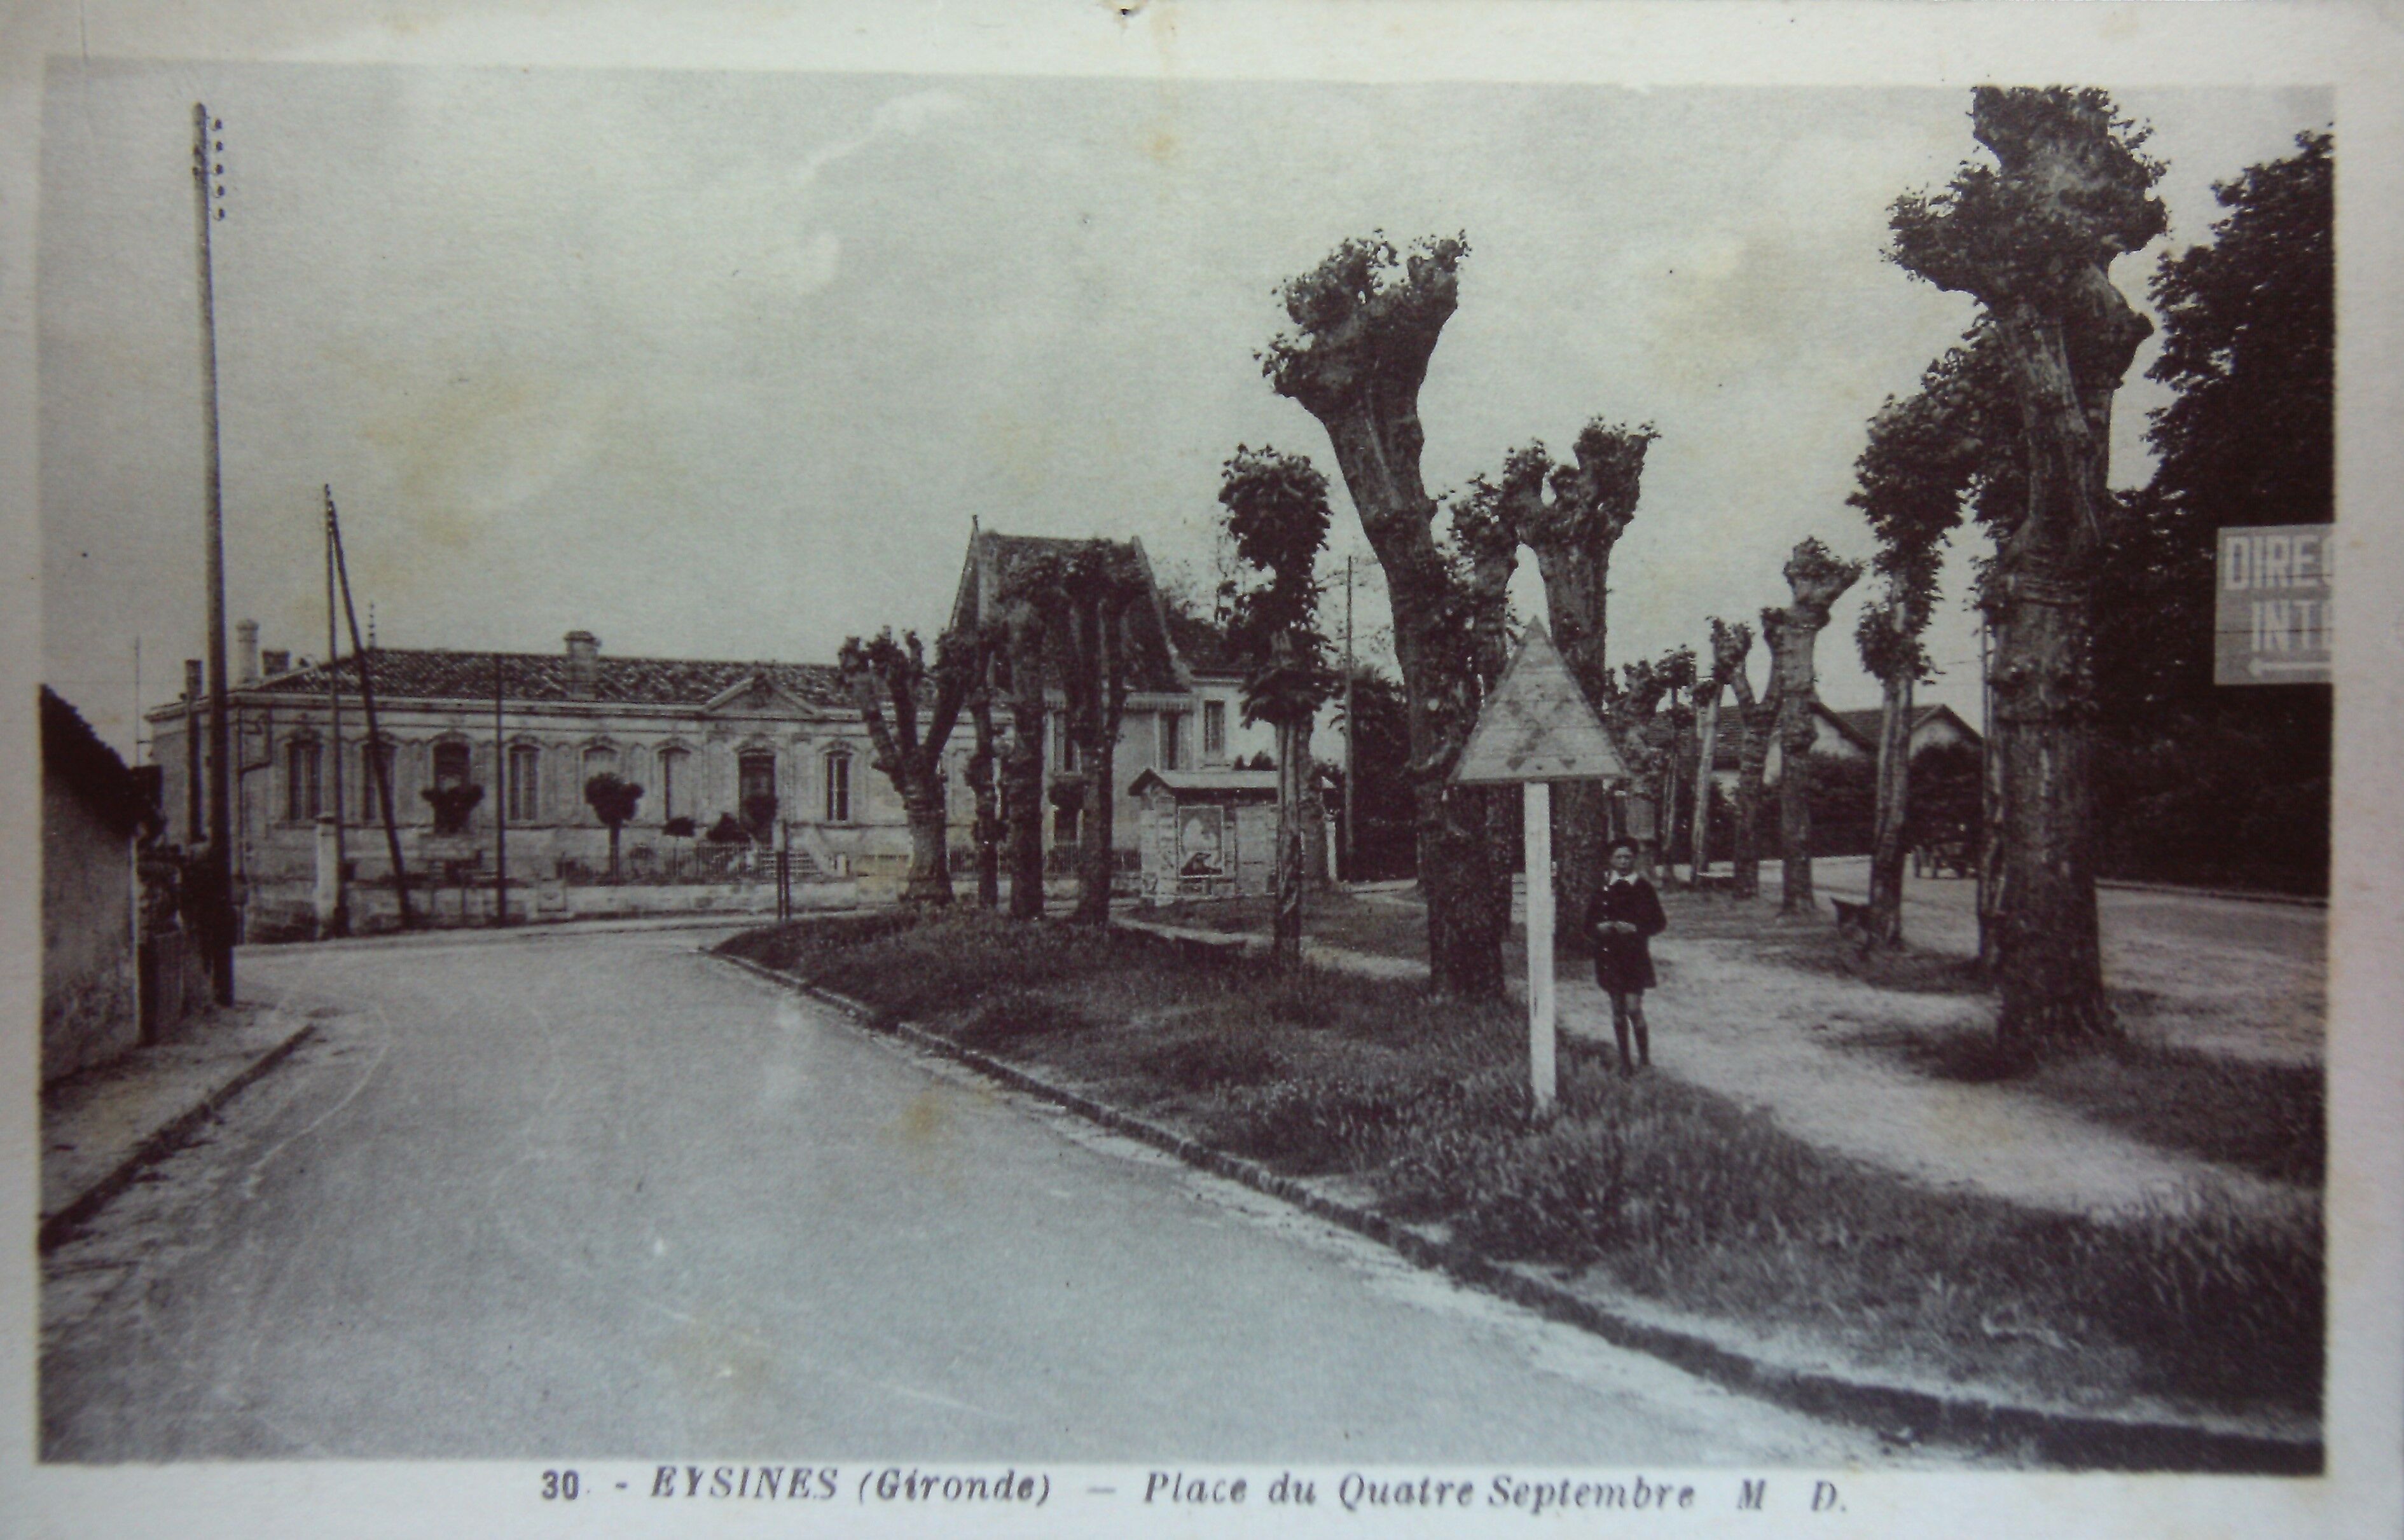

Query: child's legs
left=1609, top=991, right=1634, bottom=1068
left=1627, top=993, right=1650, bottom=1064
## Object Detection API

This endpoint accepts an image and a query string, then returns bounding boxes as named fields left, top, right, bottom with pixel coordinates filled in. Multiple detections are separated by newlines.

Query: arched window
left=823, top=750, right=852, bottom=824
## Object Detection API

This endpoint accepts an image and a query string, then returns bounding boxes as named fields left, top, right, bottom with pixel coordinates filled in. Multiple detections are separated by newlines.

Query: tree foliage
left=2092, top=128, right=2333, bottom=893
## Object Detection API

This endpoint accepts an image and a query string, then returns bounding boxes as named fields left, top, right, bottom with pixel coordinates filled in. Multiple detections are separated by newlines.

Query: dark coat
left=1584, top=875, right=1666, bottom=994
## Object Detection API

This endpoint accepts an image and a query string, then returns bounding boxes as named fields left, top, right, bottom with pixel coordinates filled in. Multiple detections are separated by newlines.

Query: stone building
left=144, top=528, right=1288, bottom=932
left=145, top=626, right=968, bottom=934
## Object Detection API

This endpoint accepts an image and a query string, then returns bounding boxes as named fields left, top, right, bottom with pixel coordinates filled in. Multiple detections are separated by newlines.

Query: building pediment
left=701, top=674, right=826, bottom=718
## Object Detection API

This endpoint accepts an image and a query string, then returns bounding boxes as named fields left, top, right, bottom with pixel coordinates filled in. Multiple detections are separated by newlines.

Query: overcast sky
left=39, top=61, right=2328, bottom=752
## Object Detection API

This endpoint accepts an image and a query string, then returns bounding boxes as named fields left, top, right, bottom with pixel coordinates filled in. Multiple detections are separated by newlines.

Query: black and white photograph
left=10, top=3, right=2402, bottom=1535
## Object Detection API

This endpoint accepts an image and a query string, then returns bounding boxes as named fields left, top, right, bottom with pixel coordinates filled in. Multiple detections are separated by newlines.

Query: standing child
left=1584, top=840, right=1667, bottom=1075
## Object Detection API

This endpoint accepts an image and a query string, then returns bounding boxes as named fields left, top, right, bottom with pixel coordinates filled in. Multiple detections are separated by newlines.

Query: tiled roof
left=1163, top=604, right=1240, bottom=675
left=1826, top=705, right=1972, bottom=748
left=227, top=650, right=857, bottom=712
left=955, top=530, right=1187, bottom=694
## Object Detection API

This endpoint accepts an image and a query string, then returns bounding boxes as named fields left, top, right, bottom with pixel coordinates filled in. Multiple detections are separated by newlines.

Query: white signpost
left=1451, top=624, right=1628, bottom=1113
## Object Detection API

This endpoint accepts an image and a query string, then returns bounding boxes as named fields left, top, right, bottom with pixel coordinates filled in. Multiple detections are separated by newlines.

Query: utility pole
left=1342, top=554, right=1355, bottom=884
left=325, top=492, right=349, bottom=935
left=493, top=652, right=508, bottom=927
left=183, top=659, right=204, bottom=843
left=328, top=488, right=415, bottom=928
left=192, top=102, right=234, bottom=1003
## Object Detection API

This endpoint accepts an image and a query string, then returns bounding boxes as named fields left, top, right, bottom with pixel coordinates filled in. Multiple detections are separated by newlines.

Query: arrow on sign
left=2249, top=656, right=2330, bottom=680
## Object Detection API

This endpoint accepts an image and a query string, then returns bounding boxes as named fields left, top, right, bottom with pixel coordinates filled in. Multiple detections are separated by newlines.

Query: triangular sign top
left=1450, top=623, right=1629, bottom=785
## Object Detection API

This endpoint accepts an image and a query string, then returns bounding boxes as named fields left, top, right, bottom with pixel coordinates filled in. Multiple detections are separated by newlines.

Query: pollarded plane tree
left=1846, top=343, right=1994, bottom=947
left=1007, top=542, right=1149, bottom=926
left=1889, top=86, right=2167, bottom=1048
left=1760, top=538, right=1863, bottom=914
left=1261, top=233, right=1514, bottom=998
left=1690, top=620, right=1749, bottom=881
left=1717, top=620, right=1773, bottom=899
left=1486, top=421, right=1658, bottom=931
left=838, top=626, right=971, bottom=907
left=1218, top=446, right=1339, bottom=965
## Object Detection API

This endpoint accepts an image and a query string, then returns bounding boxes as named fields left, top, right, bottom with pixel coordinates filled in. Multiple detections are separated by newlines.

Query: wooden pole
left=328, top=490, right=415, bottom=928
left=192, top=103, right=234, bottom=1003
left=493, top=652, right=508, bottom=927
left=1523, top=780, right=1557, bottom=1114
left=324, top=492, right=349, bottom=935
left=1342, top=555, right=1355, bottom=883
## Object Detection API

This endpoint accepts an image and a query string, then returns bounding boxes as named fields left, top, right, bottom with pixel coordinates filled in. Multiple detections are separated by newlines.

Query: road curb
left=38, top=1022, right=318, bottom=1254
left=711, top=949, right=2319, bottom=1475
left=2094, top=878, right=2326, bottom=909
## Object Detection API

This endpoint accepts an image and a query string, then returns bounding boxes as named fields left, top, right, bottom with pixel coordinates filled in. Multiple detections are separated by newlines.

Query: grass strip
left=720, top=911, right=2322, bottom=1419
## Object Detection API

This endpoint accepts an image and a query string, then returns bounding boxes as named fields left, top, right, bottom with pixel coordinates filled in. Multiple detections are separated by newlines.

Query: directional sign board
left=2216, top=524, right=2333, bottom=686
left=1451, top=624, right=1627, bottom=1115
left=1451, top=624, right=1628, bottom=785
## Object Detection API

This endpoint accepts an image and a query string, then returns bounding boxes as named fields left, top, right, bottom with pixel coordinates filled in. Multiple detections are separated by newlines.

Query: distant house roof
left=1825, top=704, right=1981, bottom=750
left=43, top=685, right=158, bottom=836
left=151, top=650, right=857, bottom=715
left=949, top=529, right=1187, bottom=694
left=1708, top=701, right=1980, bottom=772
left=1162, top=603, right=1241, bottom=676
left=1127, top=767, right=1278, bottom=800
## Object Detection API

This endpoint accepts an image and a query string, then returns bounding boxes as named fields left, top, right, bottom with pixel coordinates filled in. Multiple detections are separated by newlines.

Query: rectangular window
left=1159, top=713, right=1184, bottom=773
left=658, top=749, right=684, bottom=822
left=1056, top=722, right=1079, bottom=773
left=1203, top=700, right=1227, bottom=759
left=432, top=741, right=471, bottom=790
left=824, top=754, right=851, bottom=823
left=359, top=742, right=396, bottom=820
left=286, top=740, right=321, bottom=822
left=508, top=745, right=541, bottom=823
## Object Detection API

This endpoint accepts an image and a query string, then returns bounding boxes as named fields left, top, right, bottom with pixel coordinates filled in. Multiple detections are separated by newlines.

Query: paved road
left=42, top=926, right=1901, bottom=1464
left=1796, top=855, right=2326, bottom=962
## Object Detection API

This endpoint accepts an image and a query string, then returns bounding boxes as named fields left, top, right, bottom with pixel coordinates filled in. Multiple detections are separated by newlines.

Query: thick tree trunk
left=1764, top=619, right=1821, bottom=914
left=1002, top=673, right=1047, bottom=919
left=1981, top=281, right=2143, bottom=1049
left=1730, top=678, right=1772, bottom=900
left=607, top=824, right=621, bottom=884
left=1319, top=414, right=1509, bottom=998
left=1271, top=718, right=1308, bottom=964
left=900, top=770, right=954, bottom=906
left=1528, top=536, right=1615, bottom=947
left=1865, top=671, right=1912, bottom=947
left=967, top=694, right=1001, bottom=909
left=1690, top=686, right=1720, bottom=879
left=1072, top=606, right=1128, bottom=926
left=1762, top=546, right=1860, bottom=914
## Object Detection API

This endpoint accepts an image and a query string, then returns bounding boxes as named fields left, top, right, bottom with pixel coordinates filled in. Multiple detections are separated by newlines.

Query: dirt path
left=1563, top=937, right=2306, bottom=1220
left=1166, top=890, right=2313, bottom=1222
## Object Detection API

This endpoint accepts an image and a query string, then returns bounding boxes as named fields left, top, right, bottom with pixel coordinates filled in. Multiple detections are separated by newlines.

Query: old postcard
left=6, top=1, right=2400, bottom=1535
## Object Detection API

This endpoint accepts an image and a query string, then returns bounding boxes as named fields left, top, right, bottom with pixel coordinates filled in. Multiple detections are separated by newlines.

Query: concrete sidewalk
left=39, top=1004, right=318, bottom=1250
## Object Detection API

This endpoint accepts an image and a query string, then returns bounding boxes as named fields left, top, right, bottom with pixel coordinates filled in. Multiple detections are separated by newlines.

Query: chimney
left=564, top=630, right=600, bottom=697
left=261, top=648, right=290, bottom=677
left=236, top=619, right=261, bottom=687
